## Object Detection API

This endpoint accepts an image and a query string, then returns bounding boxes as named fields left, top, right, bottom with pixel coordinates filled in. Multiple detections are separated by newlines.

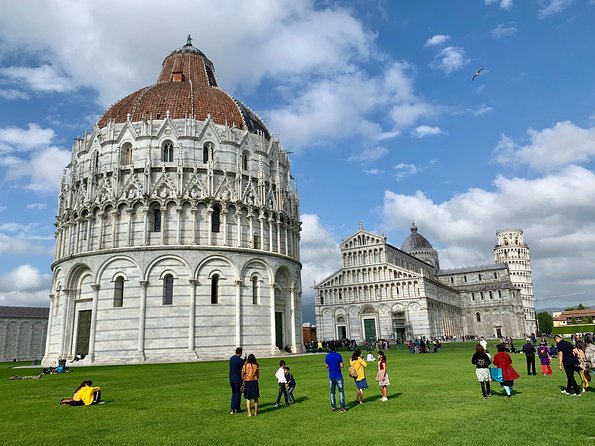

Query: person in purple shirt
left=325, top=342, right=346, bottom=413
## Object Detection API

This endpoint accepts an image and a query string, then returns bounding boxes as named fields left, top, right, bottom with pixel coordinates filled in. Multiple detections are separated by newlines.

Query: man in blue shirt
left=554, top=335, right=581, bottom=396
left=229, top=347, right=245, bottom=413
left=325, top=342, right=346, bottom=412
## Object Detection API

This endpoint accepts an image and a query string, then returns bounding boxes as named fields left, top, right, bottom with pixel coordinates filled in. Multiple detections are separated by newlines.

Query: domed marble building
left=315, top=224, right=529, bottom=342
left=43, top=37, right=303, bottom=365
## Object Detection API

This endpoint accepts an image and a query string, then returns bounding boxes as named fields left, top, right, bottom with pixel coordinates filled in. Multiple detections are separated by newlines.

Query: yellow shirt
left=350, top=357, right=367, bottom=381
left=74, top=386, right=100, bottom=405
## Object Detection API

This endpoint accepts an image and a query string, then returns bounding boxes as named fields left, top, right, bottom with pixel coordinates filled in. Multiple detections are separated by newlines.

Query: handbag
left=490, top=367, right=503, bottom=383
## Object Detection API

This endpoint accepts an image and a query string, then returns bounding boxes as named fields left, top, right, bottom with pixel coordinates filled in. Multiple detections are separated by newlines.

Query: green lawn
left=1, top=343, right=592, bottom=446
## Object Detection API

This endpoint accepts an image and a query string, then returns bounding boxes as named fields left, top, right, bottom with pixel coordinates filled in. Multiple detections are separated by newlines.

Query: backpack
left=348, top=366, right=358, bottom=379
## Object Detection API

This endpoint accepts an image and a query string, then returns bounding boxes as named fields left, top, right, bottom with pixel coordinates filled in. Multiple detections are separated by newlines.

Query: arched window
left=163, top=274, right=174, bottom=305
left=162, top=141, right=174, bottom=162
left=122, top=143, right=132, bottom=165
left=211, top=274, right=219, bottom=304
left=252, top=276, right=258, bottom=305
left=476, top=312, right=481, bottom=322
left=253, top=234, right=260, bottom=249
left=153, top=208, right=162, bottom=232
left=211, top=205, right=221, bottom=233
left=203, top=142, right=213, bottom=163
left=113, top=276, right=124, bottom=307
left=241, top=152, right=248, bottom=171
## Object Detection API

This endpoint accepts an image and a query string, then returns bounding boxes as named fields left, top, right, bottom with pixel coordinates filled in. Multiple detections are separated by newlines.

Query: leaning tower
left=494, top=228, right=536, bottom=334
left=43, top=37, right=303, bottom=365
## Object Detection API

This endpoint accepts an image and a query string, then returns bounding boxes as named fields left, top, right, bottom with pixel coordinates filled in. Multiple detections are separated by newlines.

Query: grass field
left=1, top=342, right=592, bottom=446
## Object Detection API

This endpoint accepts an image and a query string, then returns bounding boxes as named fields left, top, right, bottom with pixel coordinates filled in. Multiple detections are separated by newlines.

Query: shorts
left=355, top=378, right=369, bottom=389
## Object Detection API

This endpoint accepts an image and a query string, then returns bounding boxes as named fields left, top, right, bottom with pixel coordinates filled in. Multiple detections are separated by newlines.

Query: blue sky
left=1, top=0, right=595, bottom=323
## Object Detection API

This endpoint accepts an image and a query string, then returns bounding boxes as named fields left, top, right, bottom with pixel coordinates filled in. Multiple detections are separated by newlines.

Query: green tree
left=584, top=316, right=593, bottom=324
left=577, top=303, right=585, bottom=310
left=570, top=317, right=577, bottom=325
left=537, top=311, right=553, bottom=333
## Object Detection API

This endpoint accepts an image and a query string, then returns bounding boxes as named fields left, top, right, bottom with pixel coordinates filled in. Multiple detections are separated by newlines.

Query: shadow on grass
left=256, top=397, right=309, bottom=414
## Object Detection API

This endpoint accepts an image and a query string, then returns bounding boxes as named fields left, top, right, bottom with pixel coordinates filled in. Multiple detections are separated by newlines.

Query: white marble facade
left=43, top=40, right=303, bottom=365
left=315, top=225, right=528, bottom=342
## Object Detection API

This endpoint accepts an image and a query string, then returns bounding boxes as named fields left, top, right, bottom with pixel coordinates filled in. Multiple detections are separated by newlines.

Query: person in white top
left=274, top=360, right=289, bottom=407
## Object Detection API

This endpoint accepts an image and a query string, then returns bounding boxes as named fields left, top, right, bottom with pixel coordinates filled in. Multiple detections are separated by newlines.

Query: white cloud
left=0, top=124, right=55, bottom=151
left=0, top=232, right=53, bottom=255
left=538, top=0, right=573, bottom=18
left=0, top=265, right=51, bottom=306
left=394, top=163, right=418, bottom=179
left=0, top=65, right=75, bottom=93
left=424, top=34, right=451, bottom=47
left=27, top=203, right=48, bottom=210
left=473, top=105, right=493, bottom=116
left=390, top=102, right=440, bottom=129
left=27, top=146, right=71, bottom=192
left=485, top=0, right=514, bottom=10
left=299, top=213, right=341, bottom=306
left=348, top=146, right=388, bottom=162
left=411, top=125, right=445, bottom=138
left=432, top=46, right=470, bottom=74
left=492, top=121, right=595, bottom=172
left=491, top=24, right=518, bottom=38
left=0, top=89, right=30, bottom=100
left=0, top=0, right=372, bottom=107
left=364, top=168, right=384, bottom=175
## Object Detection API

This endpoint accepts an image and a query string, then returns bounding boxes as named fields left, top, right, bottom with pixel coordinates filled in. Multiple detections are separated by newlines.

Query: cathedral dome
left=97, top=36, right=270, bottom=139
left=401, top=223, right=433, bottom=252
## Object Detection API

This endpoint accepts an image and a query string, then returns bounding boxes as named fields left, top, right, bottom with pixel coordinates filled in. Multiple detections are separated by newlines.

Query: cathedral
left=314, top=224, right=536, bottom=342
left=43, top=38, right=303, bottom=365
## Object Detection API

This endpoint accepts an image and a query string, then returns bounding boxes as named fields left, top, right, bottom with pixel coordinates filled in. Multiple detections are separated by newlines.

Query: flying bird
left=472, top=68, right=485, bottom=81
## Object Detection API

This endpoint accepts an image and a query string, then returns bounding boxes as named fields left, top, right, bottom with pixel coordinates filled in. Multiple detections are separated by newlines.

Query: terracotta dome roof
left=401, top=223, right=433, bottom=252
left=97, top=36, right=270, bottom=139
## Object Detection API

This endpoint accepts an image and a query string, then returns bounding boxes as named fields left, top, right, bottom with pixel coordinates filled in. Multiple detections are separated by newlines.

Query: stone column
left=74, top=218, right=81, bottom=254
left=137, top=281, right=148, bottom=360
left=15, top=323, right=22, bottom=359
left=222, top=208, right=228, bottom=246
left=142, top=207, right=149, bottom=245
left=235, top=211, right=242, bottom=247
left=125, top=208, right=133, bottom=246
left=191, top=207, right=198, bottom=244
left=276, top=219, right=281, bottom=254
left=270, top=284, right=277, bottom=354
left=44, top=294, right=55, bottom=360
left=88, top=284, right=100, bottom=362
left=85, top=216, right=93, bottom=251
left=207, top=205, right=213, bottom=245
left=289, top=284, right=296, bottom=352
left=159, top=206, right=166, bottom=244
left=58, top=290, right=70, bottom=359
left=176, top=207, right=182, bottom=245
left=268, top=216, right=274, bottom=252
left=259, top=215, right=265, bottom=250
left=235, top=280, right=242, bottom=347
left=97, top=212, right=105, bottom=249
left=188, top=279, right=197, bottom=354
left=111, top=210, right=119, bottom=248
left=248, top=212, right=254, bottom=247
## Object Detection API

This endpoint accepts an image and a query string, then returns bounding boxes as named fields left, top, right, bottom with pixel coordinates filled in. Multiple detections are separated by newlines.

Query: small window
left=114, top=276, right=124, bottom=307
left=471, top=292, right=475, bottom=301
left=478, top=273, right=482, bottom=281
left=320, top=295, right=324, bottom=305
left=211, top=274, right=219, bottom=304
left=242, top=152, right=248, bottom=171
left=463, top=275, right=467, bottom=283
left=163, top=274, right=174, bottom=305
left=489, top=291, right=493, bottom=299
left=450, top=277, right=454, bottom=284
left=476, top=312, right=481, bottom=322
left=153, top=209, right=162, bottom=232
left=253, top=235, right=260, bottom=249
left=211, top=205, right=221, bottom=233
left=203, top=142, right=213, bottom=163
left=480, top=292, right=484, bottom=300
left=498, top=290, right=502, bottom=299
left=252, top=276, right=258, bottom=305
left=493, top=272, right=498, bottom=279
left=122, top=143, right=132, bottom=165
left=162, top=141, right=174, bottom=162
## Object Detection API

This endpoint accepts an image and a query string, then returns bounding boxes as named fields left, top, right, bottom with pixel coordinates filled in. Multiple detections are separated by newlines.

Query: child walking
left=471, top=344, right=492, bottom=399
left=537, top=342, right=552, bottom=375
left=275, top=360, right=289, bottom=407
left=376, top=351, right=390, bottom=401
left=284, top=366, right=296, bottom=404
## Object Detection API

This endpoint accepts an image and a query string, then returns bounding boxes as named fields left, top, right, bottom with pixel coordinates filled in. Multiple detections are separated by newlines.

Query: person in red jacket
left=493, top=343, right=520, bottom=398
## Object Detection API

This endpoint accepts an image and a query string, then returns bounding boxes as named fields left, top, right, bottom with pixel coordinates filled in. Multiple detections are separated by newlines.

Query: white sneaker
left=381, top=397, right=388, bottom=401
left=561, top=390, right=570, bottom=395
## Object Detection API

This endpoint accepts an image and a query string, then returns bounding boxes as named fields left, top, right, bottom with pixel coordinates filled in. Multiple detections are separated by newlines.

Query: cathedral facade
left=315, top=224, right=533, bottom=342
left=43, top=38, right=303, bottom=365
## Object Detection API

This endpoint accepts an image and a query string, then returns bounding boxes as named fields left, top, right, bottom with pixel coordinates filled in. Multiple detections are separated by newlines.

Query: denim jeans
left=329, top=378, right=345, bottom=409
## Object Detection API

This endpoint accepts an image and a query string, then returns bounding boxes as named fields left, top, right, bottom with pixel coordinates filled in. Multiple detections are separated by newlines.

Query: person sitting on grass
left=60, top=380, right=103, bottom=406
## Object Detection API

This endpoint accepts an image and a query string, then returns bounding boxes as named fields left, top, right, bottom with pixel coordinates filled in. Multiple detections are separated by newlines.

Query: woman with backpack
left=350, top=349, right=368, bottom=404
